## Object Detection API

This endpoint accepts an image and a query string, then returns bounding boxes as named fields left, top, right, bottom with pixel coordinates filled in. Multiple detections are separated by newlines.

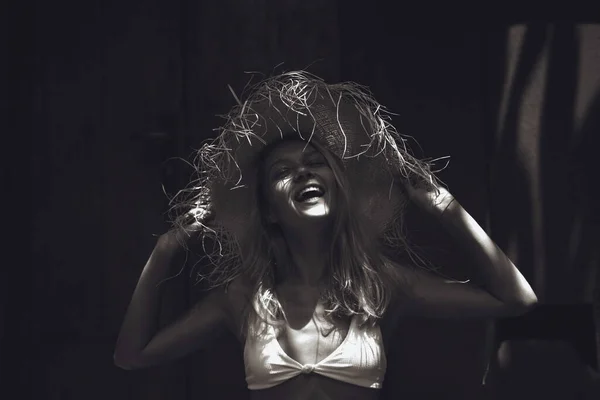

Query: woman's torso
left=225, top=277, right=400, bottom=400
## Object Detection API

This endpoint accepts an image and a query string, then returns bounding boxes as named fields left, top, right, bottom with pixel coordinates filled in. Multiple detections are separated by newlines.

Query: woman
left=114, top=71, right=537, bottom=399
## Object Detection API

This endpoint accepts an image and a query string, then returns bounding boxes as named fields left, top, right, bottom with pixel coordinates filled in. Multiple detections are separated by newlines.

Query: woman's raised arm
left=396, top=184, right=538, bottom=318
left=113, top=232, right=231, bottom=370
left=113, top=204, right=230, bottom=370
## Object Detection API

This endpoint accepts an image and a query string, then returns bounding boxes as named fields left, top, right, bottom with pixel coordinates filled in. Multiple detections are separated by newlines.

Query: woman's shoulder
left=221, top=274, right=254, bottom=341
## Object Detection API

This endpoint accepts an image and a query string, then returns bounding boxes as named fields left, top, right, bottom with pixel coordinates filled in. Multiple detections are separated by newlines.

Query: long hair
left=240, top=136, right=410, bottom=339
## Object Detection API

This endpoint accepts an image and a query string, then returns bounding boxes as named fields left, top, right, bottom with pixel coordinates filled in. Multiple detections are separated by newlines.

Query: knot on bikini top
left=301, top=364, right=316, bottom=374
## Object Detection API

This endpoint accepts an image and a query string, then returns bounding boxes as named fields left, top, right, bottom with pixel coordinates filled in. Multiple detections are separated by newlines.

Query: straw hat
left=171, top=71, right=442, bottom=278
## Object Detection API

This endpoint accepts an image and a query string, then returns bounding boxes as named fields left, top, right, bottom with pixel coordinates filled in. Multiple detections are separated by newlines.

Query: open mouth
left=294, top=183, right=326, bottom=203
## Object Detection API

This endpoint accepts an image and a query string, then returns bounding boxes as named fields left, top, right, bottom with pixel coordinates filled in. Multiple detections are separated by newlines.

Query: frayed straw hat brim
left=207, top=89, right=407, bottom=248
left=173, top=72, right=443, bottom=277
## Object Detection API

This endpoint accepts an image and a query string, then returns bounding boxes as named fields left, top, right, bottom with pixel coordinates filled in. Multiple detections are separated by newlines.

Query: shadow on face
left=259, top=140, right=337, bottom=229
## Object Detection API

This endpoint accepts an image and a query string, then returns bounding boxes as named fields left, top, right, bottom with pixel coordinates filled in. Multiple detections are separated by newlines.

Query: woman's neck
left=279, top=225, right=331, bottom=285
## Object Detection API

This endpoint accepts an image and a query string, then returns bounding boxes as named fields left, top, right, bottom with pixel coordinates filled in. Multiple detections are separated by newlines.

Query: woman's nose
left=292, top=167, right=314, bottom=182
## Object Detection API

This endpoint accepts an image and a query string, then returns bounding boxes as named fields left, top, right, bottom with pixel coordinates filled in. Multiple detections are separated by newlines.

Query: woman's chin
left=302, top=208, right=330, bottom=218
left=293, top=199, right=331, bottom=218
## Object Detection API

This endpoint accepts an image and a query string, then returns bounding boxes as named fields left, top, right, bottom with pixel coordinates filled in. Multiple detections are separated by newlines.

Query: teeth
left=299, top=186, right=323, bottom=196
left=296, top=185, right=324, bottom=201
left=300, top=186, right=321, bottom=196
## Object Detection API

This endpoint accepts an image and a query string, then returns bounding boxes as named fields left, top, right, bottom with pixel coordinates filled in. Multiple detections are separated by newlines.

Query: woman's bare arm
left=396, top=185, right=537, bottom=319
left=396, top=264, right=533, bottom=319
left=113, top=232, right=230, bottom=370
left=438, top=197, right=538, bottom=308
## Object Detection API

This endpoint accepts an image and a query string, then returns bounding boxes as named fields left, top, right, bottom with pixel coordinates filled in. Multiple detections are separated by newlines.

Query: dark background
left=6, top=1, right=600, bottom=399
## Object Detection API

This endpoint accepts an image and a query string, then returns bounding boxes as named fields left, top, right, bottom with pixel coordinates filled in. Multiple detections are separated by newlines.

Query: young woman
left=114, top=71, right=537, bottom=399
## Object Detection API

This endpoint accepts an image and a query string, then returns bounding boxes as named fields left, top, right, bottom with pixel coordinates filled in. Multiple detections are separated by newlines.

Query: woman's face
left=262, top=140, right=336, bottom=226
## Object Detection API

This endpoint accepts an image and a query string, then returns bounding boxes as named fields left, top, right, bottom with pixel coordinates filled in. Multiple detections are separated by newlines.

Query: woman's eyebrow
left=302, top=148, right=320, bottom=158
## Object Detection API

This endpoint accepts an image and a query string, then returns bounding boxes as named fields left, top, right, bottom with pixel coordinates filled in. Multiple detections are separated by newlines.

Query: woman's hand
left=403, top=180, right=455, bottom=217
left=160, top=194, right=215, bottom=250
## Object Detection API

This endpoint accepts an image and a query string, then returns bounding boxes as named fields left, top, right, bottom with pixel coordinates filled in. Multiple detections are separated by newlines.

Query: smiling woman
left=113, top=71, right=537, bottom=400
left=262, top=140, right=335, bottom=221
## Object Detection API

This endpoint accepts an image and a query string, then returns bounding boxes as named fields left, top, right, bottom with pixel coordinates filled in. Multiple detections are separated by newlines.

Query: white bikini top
left=243, top=315, right=387, bottom=390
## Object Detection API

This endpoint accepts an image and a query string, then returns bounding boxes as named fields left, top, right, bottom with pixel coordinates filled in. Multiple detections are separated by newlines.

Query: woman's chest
left=276, top=299, right=351, bottom=365
left=227, top=279, right=398, bottom=362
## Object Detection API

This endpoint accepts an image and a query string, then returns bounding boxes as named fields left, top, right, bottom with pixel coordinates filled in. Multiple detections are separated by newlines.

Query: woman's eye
left=275, top=168, right=289, bottom=177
